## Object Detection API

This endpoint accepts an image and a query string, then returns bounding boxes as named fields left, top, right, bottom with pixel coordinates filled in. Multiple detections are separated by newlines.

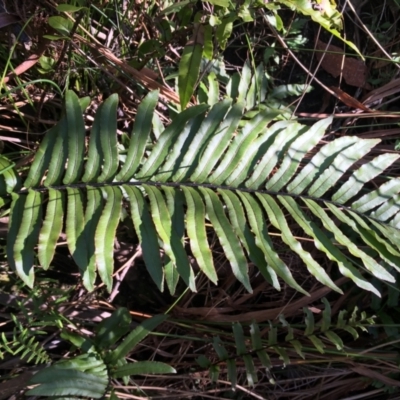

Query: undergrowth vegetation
left=1, top=0, right=400, bottom=399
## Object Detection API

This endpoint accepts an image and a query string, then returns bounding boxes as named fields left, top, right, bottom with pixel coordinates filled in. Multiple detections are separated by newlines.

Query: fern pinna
left=2, top=90, right=400, bottom=295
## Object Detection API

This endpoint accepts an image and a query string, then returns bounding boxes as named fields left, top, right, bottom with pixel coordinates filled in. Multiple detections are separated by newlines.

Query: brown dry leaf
left=315, top=39, right=368, bottom=88
left=330, top=86, right=374, bottom=112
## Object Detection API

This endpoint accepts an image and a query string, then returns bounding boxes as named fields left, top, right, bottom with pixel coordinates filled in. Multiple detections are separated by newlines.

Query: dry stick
left=176, top=276, right=349, bottom=323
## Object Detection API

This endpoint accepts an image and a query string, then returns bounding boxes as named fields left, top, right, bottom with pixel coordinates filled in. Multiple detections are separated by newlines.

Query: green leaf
left=38, top=189, right=65, bottom=269
left=307, top=139, right=379, bottom=197
left=0, top=155, right=19, bottom=194
left=95, top=308, right=131, bottom=350
left=273, top=346, right=290, bottom=366
left=110, top=315, right=168, bottom=363
left=304, top=307, right=315, bottom=336
left=161, top=1, right=195, bottom=15
left=173, top=99, right=232, bottom=181
left=305, top=199, right=394, bottom=283
left=95, top=186, right=122, bottom=292
left=43, top=34, right=66, bottom=40
left=230, top=120, right=300, bottom=187
left=266, top=117, right=332, bottom=191
left=203, top=24, right=214, bottom=60
left=24, top=122, right=60, bottom=188
left=196, top=355, right=212, bottom=368
left=137, top=104, right=209, bottom=178
left=57, top=4, right=87, bottom=12
left=179, top=24, right=204, bottom=109
left=332, top=153, right=400, bottom=203
left=64, top=90, right=85, bottom=184
left=82, top=103, right=104, bottom=183
left=260, top=194, right=342, bottom=293
left=27, top=369, right=107, bottom=398
left=190, top=101, right=244, bottom=182
left=210, top=110, right=278, bottom=185
left=290, top=338, right=305, bottom=359
left=237, top=61, right=252, bottom=103
left=276, top=0, right=364, bottom=59
left=352, top=178, right=400, bottom=214
left=233, top=322, right=247, bottom=355
left=250, top=322, right=272, bottom=368
left=124, top=185, right=164, bottom=290
left=205, top=0, right=229, bottom=6
left=97, top=94, right=119, bottom=182
left=200, top=187, right=252, bottom=292
left=287, top=136, right=359, bottom=195
left=81, top=187, right=103, bottom=290
left=219, top=189, right=278, bottom=288
left=145, top=185, right=196, bottom=291
left=8, top=191, right=42, bottom=287
left=155, top=112, right=206, bottom=182
left=66, top=188, right=87, bottom=274
left=240, top=192, right=308, bottom=295
left=117, top=91, right=159, bottom=181
left=324, top=330, right=344, bottom=350
left=279, top=196, right=380, bottom=296
left=213, top=336, right=237, bottom=388
left=216, top=14, right=235, bottom=50
left=182, top=187, right=217, bottom=283
left=326, top=203, right=398, bottom=279
left=308, top=335, right=325, bottom=354
left=44, top=117, right=68, bottom=186
left=112, top=361, right=176, bottom=377
left=48, top=16, right=74, bottom=36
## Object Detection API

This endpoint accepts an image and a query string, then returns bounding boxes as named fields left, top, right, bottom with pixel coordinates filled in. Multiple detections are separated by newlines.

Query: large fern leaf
left=3, top=90, right=400, bottom=296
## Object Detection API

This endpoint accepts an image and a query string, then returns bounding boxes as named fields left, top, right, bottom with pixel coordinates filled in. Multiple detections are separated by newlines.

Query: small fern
left=195, top=299, right=375, bottom=388
left=2, top=86, right=400, bottom=297
left=0, top=314, right=50, bottom=364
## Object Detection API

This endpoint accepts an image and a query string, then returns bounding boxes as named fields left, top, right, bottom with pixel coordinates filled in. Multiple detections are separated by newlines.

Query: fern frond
left=197, top=302, right=375, bottom=388
left=27, top=353, right=109, bottom=398
left=0, top=315, right=50, bottom=364
left=3, top=89, right=400, bottom=296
